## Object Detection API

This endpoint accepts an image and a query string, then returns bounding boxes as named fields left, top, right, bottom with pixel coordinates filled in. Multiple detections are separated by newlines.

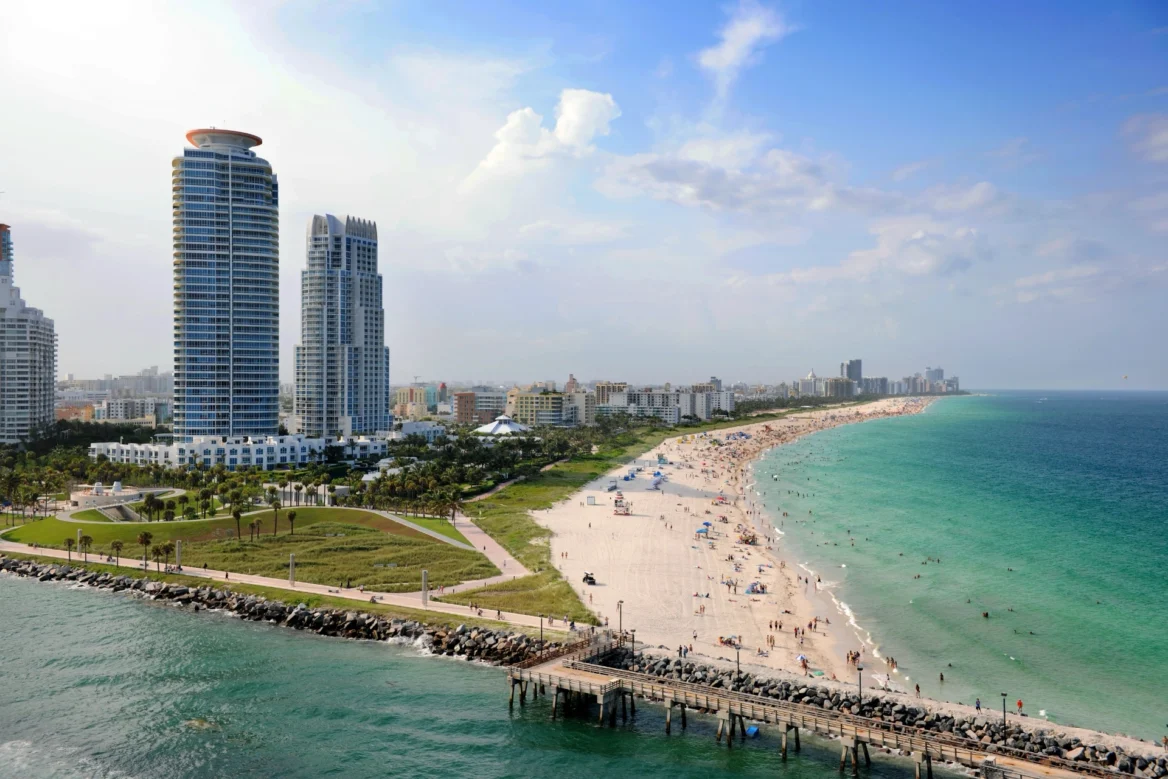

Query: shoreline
left=536, top=397, right=936, bottom=685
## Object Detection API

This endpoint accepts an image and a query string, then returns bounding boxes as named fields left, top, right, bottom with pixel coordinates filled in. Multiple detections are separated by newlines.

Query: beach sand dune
left=537, top=398, right=933, bottom=683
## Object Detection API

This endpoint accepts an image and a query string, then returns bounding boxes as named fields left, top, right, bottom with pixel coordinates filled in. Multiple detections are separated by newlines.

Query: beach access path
left=535, top=398, right=934, bottom=684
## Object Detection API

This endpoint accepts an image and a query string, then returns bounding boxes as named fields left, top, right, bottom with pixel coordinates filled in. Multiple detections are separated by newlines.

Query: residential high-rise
left=843, top=359, right=862, bottom=383
left=925, top=366, right=944, bottom=382
left=172, top=129, right=279, bottom=442
left=0, top=224, right=57, bottom=443
left=294, top=214, right=390, bottom=438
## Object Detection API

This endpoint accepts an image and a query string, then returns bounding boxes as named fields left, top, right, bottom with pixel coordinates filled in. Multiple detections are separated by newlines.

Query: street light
left=1001, top=692, right=1008, bottom=728
left=540, top=614, right=544, bottom=647
left=631, top=629, right=637, bottom=663
left=857, top=664, right=864, bottom=708
left=735, top=645, right=741, bottom=679
left=617, top=600, right=624, bottom=642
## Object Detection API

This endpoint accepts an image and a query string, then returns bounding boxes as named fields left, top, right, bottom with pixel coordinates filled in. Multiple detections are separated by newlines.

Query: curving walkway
left=0, top=538, right=548, bottom=632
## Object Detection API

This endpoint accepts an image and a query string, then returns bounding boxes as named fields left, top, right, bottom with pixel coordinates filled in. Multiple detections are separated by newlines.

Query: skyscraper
left=294, top=214, right=390, bottom=438
left=844, top=359, right=862, bottom=383
left=0, top=224, right=57, bottom=443
left=172, top=129, right=279, bottom=442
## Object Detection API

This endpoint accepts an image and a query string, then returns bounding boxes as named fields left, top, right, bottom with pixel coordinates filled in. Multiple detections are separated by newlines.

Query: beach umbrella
left=702, top=521, right=712, bottom=526
left=696, top=527, right=708, bottom=534
left=796, top=654, right=807, bottom=662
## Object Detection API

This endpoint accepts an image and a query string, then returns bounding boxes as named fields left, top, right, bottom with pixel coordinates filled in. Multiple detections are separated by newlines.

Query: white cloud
left=765, top=217, right=987, bottom=286
left=927, top=182, right=1004, bottom=213
left=517, top=220, right=629, bottom=244
left=1014, top=265, right=1101, bottom=289
left=599, top=144, right=903, bottom=216
left=1122, top=114, right=1168, bottom=162
left=697, top=1, right=792, bottom=99
left=985, top=137, right=1039, bottom=167
left=891, top=160, right=930, bottom=182
left=459, top=89, right=620, bottom=192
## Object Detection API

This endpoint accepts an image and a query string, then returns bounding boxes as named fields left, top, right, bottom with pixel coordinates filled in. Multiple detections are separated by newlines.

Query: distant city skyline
left=2, top=0, right=1165, bottom=390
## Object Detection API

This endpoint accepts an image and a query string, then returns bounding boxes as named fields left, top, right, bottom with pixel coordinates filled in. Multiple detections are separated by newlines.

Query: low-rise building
left=90, top=433, right=397, bottom=471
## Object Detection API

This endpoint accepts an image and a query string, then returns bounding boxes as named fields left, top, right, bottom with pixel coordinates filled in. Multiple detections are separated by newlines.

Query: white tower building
left=0, top=224, right=57, bottom=443
left=294, top=214, right=390, bottom=438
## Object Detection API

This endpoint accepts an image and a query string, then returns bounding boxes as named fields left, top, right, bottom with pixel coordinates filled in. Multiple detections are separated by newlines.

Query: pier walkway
left=508, top=641, right=1107, bottom=779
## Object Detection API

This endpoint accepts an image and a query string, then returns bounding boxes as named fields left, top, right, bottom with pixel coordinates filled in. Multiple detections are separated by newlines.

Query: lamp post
left=631, top=629, right=637, bottom=664
left=539, top=614, right=544, bottom=646
left=1001, top=692, right=1008, bottom=728
left=735, top=645, right=741, bottom=679
left=617, top=600, right=624, bottom=643
left=857, top=664, right=864, bottom=708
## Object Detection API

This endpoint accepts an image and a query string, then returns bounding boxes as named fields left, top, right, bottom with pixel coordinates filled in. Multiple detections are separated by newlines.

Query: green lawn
left=70, top=509, right=112, bottom=522
left=436, top=570, right=594, bottom=622
left=0, top=552, right=564, bottom=640
left=402, top=515, right=470, bottom=545
left=4, top=508, right=498, bottom=592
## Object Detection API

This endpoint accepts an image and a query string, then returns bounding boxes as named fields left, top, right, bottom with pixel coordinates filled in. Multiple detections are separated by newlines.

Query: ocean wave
left=0, top=740, right=137, bottom=779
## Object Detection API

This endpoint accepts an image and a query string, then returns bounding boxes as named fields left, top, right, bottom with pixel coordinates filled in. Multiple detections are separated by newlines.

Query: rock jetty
left=601, top=647, right=1166, bottom=777
left=0, top=556, right=559, bottom=666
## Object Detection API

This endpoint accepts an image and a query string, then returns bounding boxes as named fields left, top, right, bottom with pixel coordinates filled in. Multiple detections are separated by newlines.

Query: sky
left=1, top=0, right=1166, bottom=390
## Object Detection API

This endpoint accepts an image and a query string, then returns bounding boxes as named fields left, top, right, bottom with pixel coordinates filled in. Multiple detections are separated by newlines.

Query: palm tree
left=269, top=498, right=281, bottom=536
left=233, top=508, right=243, bottom=540
left=287, top=510, right=297, bottom=536
left=248, top=520, right=256, bottom=542
left=163, top=541, right=175, bottom=570
left=151, top=544, right=163, bottom=573
left=138, top=531, right=153, bottom=570
left=111, top=539, right=124, bottom=566
left=294, top=483, right=303, bottom=506
left=79, top=534, right=93, bottom=563
left=63, top=537, right=75, bottom=562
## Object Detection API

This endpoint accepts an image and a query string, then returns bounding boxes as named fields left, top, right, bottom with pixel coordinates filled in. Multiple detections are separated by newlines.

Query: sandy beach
left=538, top=397, right=934, bottom=685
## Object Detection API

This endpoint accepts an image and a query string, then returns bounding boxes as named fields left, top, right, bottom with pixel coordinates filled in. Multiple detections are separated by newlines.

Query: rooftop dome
left=472, top=415, right=531, bottom=436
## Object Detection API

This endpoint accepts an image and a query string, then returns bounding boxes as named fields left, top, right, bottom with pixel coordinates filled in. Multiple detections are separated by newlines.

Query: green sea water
left=751, top=391, right=1168, bottom=742
left=0, top=574, right=948, bottom=779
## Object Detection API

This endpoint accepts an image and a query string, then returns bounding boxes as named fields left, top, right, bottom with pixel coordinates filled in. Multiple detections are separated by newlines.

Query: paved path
left=0, top=538, right=559, bottom=633
left=430, top=514, right=531, bottom=596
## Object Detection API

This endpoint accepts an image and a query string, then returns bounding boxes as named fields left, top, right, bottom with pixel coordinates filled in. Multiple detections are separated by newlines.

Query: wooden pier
left=508, top=641, right=1107, bottom=779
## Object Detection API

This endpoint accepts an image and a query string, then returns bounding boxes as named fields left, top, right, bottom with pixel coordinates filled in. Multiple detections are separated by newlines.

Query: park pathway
left=0, top=537, right=552, bottom=632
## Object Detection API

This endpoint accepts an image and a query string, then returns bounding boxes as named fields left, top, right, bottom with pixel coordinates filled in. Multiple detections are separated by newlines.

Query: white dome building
left=472, top=415, right=531, bottom=436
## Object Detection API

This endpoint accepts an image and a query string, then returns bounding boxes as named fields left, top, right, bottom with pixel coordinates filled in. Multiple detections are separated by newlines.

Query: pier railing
left=551, top=651, right=1114, bottom=779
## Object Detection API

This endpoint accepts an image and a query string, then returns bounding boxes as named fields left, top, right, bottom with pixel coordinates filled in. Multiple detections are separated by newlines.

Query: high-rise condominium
left=172, top=129, right=279, bottom=441
left=843, top=359, right=862, bottom=383
left=0, top=224, right=57, bottom=443
left=294, top=214, right=390, bottom=438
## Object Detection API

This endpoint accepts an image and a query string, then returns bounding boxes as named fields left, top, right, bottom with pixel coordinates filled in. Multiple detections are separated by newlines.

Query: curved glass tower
left=172, top=129, right=279, bottom=442
left=0, top=224, right=57, bottom=443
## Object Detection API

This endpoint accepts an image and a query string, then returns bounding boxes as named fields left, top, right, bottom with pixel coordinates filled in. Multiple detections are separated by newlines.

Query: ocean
left=0, top=573, right=940, bottom=779
left=750, top=391, right=1168, bottom=741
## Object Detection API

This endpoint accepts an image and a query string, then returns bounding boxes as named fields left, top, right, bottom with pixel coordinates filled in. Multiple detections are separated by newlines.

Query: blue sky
left=1, top=0, right=1165, bottom=388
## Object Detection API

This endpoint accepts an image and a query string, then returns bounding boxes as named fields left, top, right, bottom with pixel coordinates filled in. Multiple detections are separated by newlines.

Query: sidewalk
left=0, top=538, right=547, bottom=631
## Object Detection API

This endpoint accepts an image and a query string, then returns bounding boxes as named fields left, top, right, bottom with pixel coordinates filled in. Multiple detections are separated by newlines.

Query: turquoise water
left=752, top=392, right=1168, bottom=741
left=0, top=574, right=943, bottom=779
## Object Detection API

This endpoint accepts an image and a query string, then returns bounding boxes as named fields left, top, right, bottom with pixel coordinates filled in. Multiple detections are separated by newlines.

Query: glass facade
left=0, top=224, right=57, bottom=443
left=172, top=130, right=279, bottom=441
left=294, top=214, right=390, bottom=437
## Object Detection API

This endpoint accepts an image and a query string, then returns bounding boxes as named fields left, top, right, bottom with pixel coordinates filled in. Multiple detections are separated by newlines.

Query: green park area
left=1, top=551, right=565, bottom=641
left=5, top=508, right=496, bottom=592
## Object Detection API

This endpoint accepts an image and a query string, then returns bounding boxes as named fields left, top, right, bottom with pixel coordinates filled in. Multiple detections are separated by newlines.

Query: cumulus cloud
left=765, top=217, right=988, bottom=286
left=928, top=182, right=1005, bottom=213
left=460, top=89, right=620, bottom=192
left=698, top=1, right=792, bottom=99
left=891, top=160, right=930, bottom=182
left=1122, top=114, right=1168, bottom=162
left=599, top=144, right=903, bottom=216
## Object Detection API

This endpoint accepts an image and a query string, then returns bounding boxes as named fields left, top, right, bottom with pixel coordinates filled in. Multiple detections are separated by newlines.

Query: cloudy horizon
left=1, top=0, right=1165, bottom=390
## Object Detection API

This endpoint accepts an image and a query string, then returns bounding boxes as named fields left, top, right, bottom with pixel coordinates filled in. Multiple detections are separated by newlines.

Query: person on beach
left=976, top=698, right=982, bottom=712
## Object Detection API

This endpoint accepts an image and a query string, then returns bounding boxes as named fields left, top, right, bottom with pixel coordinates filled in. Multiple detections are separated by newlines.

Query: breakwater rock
left=601, top=648, right=1166, bottom=777
left=0, top=556, right=559, bottom=666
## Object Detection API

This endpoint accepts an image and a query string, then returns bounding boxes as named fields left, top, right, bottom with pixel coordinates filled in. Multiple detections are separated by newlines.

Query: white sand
left=537, top=398, right=935, bottom=683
